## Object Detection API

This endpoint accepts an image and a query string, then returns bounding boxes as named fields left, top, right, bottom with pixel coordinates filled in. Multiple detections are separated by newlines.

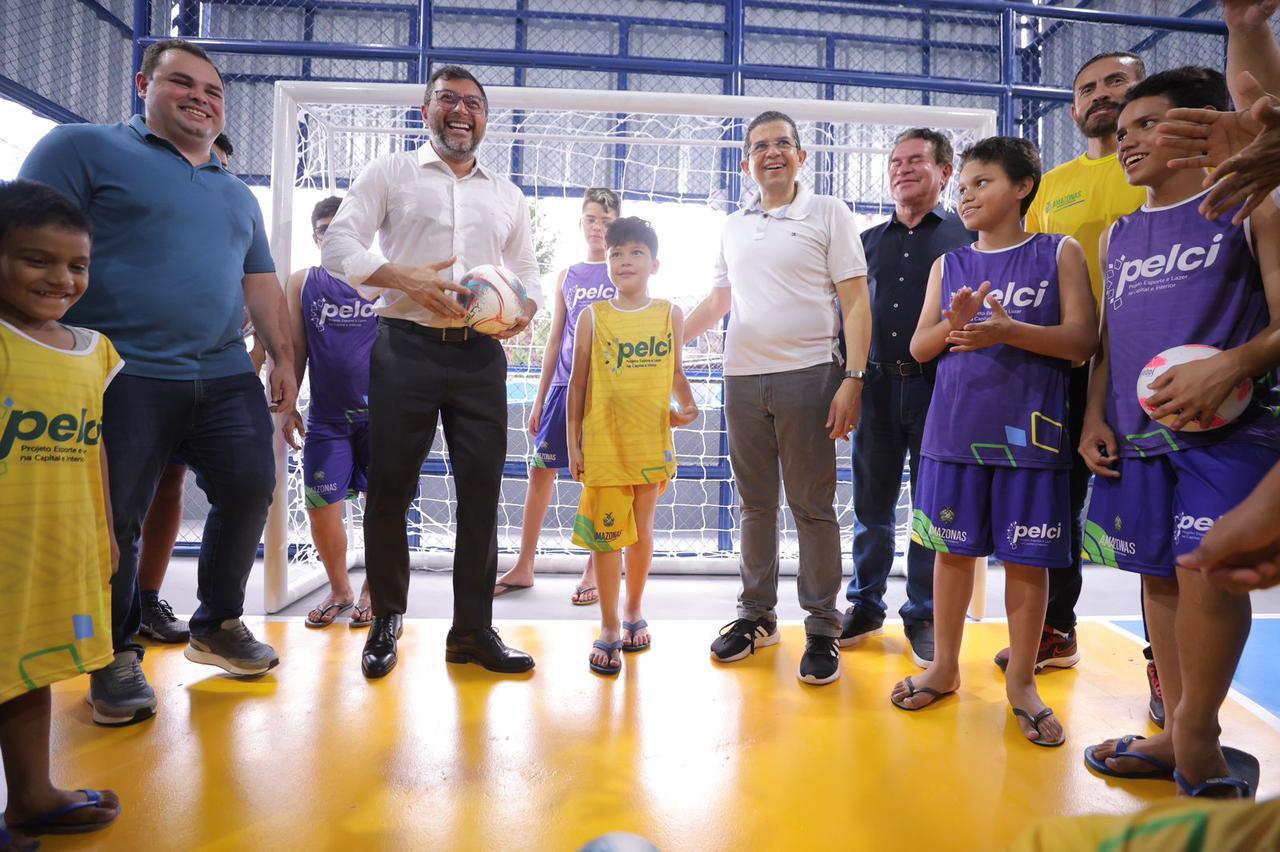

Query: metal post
left=999, top=6, right=1016, bottom=136
left=131, top=0, right=150, bottom=116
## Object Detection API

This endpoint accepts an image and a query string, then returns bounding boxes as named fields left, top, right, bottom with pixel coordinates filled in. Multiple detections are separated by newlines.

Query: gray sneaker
left=139, top=597, right=190, bottom=643
left=86, top=650, right=157, bottom=727
left=185, top=619, right=280, bottom=677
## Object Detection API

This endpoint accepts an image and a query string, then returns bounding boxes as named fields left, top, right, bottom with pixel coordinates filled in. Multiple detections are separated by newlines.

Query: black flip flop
left=622, top=619, right=651, bottom=653
left=1013, top=706, right=1065, bottom=748
left=305, top=601, right=352, bottom=628
left=891, top=675, right=955, bottom=711
left=589, top=639, right=623, bottom=676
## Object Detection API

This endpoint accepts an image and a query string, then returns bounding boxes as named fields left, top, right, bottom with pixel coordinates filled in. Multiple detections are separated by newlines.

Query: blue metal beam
left=74, top=0, right=133, bottom=38
left=0, top=75, right=88, bottom=125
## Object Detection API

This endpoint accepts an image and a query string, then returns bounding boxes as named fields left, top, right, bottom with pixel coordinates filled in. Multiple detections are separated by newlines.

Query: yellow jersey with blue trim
left=581, top=299, right=677, bottom=487
left=0, top=319, right=121, bottom=702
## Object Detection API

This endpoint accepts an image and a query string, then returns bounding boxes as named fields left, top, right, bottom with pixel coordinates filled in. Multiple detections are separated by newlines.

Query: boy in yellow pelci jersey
left=0, top=180, right=122, bottom=841
left=568, top=217, right=698, bottom=676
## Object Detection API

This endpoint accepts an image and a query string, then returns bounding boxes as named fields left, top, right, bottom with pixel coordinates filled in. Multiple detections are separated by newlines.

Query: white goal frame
left=263, top=81, right=997, bottom=614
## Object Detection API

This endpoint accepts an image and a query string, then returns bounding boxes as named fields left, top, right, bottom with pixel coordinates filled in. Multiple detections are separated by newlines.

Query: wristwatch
left=843, top=369, right=866, bottom=381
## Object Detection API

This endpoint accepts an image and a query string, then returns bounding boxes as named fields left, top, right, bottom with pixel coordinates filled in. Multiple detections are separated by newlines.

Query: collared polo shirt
left=19, top=116, right=275, bottom=380
left=861, top=207, right=972, bottom=365
left=321, top=142, right=542, bottom=327
left=714, top=183, right=867, bottom=376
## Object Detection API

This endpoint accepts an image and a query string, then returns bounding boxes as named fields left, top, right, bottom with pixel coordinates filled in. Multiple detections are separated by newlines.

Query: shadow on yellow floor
left=33, top=621, right=1280, bottom=851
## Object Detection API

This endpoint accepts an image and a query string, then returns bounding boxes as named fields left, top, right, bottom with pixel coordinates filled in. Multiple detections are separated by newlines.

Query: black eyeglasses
left=430, top=90, right=486, bottom=113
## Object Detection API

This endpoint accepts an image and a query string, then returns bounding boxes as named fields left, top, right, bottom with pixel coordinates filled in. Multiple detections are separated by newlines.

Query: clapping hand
left=946, top=293, right=1015, bottom=352
left=944, top=281, right=993, bottom=331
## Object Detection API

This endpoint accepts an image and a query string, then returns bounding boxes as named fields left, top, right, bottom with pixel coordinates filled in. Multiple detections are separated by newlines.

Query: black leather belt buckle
left=873, top=359, right=922, bottom=377
left=434, top=326, right=471, bottom=342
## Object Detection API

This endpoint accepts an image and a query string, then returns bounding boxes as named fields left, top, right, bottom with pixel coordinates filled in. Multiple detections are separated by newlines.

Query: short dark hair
left=425, top=65, right=488, bottom=110
left=959, top=136, right=1043, bottom=216
left=1122, top=65, right=1230, bottom=113
left=1074, top=51, right=1146, bottom=88
left=583, top=187, right=621, bottom=214
left=0, top=179, right=93, bottom=244
left=892, top=128, right=954, bottom=167
left=213, top=132, right=233, bottom=158
left=140, top=38, right=223, bottom=83
left=312, top=196, right=342, bottom=230
left=743, top=110, right=801, bottom=158
left=606, top=217, right=658, bottom=258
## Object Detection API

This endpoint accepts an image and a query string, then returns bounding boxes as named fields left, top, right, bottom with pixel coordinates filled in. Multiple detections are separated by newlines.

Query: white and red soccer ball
left=457, top=264, right=528, bottom=334
left=1136, top=344, right=1252, bottom=432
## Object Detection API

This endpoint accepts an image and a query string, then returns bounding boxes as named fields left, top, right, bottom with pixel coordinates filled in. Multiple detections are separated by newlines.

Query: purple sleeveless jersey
left=1103, top=192, right=1280, bottom=458
left=302, top=266, right=377, bottom=421
left=551, top=261, right=616, bottom=385
left=922, top=233, right=1072, bottom=469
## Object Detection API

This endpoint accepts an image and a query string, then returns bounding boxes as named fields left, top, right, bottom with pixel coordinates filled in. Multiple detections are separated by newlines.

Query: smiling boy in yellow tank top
left=567, top=217, right=699, bottom=676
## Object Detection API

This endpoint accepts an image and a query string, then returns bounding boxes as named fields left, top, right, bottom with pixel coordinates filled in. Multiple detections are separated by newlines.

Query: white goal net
left=263, top=81, right=996, bottom=612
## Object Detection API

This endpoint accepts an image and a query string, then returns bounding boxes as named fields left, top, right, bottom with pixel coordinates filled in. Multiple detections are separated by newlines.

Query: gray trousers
left=725, top=361, right=843, bottom=636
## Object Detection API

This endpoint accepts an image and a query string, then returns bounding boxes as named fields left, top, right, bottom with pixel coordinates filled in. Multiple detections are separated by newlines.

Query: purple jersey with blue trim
left=922, top=233, right=1072, bottom=469
left=551, top=261, right=616, bottom=386
left=302, top=266, right=377, bottom=421
left=1103, top=192, right=1280, bottom=458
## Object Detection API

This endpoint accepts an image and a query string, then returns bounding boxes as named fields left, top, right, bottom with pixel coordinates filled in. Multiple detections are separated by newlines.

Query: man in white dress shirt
left=322, top=65, right=541, bottom=679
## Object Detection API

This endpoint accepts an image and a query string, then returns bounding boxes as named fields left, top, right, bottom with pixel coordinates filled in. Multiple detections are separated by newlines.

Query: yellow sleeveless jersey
left=581, top=299, right=677, bottom=487
left=0, top=320, right=121, bottom=702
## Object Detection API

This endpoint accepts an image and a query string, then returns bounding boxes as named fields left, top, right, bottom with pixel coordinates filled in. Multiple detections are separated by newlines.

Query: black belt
left=871, top=359, right=924, bottom=378
left=382, top=317, right=474, bottom=342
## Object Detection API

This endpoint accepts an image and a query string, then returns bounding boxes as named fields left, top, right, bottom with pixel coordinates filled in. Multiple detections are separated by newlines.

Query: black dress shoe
left=361, top=613, right=403, bottom=679
left=445, top=626, right=535, bottom=673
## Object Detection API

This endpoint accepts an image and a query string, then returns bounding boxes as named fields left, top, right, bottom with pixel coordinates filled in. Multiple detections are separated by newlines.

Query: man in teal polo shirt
left=20, top=39, right=297, bottom=726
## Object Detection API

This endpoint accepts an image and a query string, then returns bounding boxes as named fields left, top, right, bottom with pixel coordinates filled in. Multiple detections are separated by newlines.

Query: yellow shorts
left=572, top=482, right=666, bottom=552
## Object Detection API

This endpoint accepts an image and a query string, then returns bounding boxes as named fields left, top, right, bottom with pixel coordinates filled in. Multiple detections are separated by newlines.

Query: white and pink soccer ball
left=1136, top=344, right=1252, bottom=432
left=457, top=264, right=528, bottom=335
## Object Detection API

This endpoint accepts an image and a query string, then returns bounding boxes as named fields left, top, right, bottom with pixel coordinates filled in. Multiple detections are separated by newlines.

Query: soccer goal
left=263, top=81, right=997, bottom=613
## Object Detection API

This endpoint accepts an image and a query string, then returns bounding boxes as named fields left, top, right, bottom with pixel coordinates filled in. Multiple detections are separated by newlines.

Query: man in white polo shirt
left=684, top=110, right=871, bottom=686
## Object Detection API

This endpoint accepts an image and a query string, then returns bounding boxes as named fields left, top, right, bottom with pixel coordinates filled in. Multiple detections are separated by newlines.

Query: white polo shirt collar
left=744, top=182, right=814, bottom=220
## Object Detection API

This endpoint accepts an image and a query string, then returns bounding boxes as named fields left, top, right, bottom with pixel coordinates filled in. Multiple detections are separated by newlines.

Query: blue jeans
left=103, top=372, right=275, bottom=651
left=846, top=365, right=934, bottom=625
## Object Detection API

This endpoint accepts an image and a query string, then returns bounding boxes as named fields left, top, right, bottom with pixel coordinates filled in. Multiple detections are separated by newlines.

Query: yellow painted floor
left=28, top=620, right=1280, bottom=851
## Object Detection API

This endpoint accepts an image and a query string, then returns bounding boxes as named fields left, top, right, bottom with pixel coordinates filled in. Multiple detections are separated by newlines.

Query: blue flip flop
left=1174, top=769, right=1252, bottom=799
left=0, top=823, right=40, bottom=851
left=589, top=639, right=624, bottom=676
left=12, top=789, right=119, bottom=836
left=622, top=619, right=651, bottom=653
left=1084, top=734, right=1174, bottom=779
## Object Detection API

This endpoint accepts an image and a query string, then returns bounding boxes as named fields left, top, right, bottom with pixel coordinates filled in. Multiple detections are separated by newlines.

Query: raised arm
left=320, top=158, right=469, bottom=318
left=1224, top=0, right=1280, bottom=105
left=945, top=238, right=1098, bottom=362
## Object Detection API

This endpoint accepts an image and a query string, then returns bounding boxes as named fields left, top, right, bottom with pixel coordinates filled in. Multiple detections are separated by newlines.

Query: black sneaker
left=86, top=650, right=157, bottom=727
left=1144, top=645, right=1165, bottom=729
left=904, top=620, right=935, bottom=667
left=710, top=617, right=779, bottom=663
left=838, top=604, right=885, bottom=648
left=798, top=634, right=840, bottom=685
left=139, top=597, right=190, bottom=644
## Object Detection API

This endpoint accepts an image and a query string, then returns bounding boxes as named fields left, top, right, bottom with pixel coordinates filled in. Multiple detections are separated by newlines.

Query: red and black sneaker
left=994, top=626, right=1081, bottom=673
left=1144, top=645, right=1165, bottom=729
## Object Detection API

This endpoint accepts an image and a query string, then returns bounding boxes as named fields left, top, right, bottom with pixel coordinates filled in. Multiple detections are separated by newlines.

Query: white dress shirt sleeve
left=504, top=190, right=544, bottom=312
left=825, top=199, right=868, bottom=283
left=321, top=155, right=391, bottom=298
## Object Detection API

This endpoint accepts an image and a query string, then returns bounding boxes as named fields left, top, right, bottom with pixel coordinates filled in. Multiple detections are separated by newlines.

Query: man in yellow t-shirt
left=1001, top=51, right=1157, bottom=717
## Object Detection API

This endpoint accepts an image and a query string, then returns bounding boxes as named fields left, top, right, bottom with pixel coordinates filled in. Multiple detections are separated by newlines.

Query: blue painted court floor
left=1116, top=616, right=1280, bottom=720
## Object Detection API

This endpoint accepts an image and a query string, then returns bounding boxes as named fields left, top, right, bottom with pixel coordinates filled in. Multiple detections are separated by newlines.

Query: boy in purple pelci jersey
left=1082, top=67, right=1280, bottom=799
left=890, top=138, right=1097, bottom=751
left=494, top=188, right=621, bottom=609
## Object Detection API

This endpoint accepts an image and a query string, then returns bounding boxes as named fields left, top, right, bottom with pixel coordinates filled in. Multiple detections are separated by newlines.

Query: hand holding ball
left=457, top=264, right=529, bottom=335
left=1136, top=344, right=1252, bottom=432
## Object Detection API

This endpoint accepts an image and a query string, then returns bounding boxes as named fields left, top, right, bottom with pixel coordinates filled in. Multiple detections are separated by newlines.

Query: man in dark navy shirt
left=839, top=128, right=972, bottom=667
